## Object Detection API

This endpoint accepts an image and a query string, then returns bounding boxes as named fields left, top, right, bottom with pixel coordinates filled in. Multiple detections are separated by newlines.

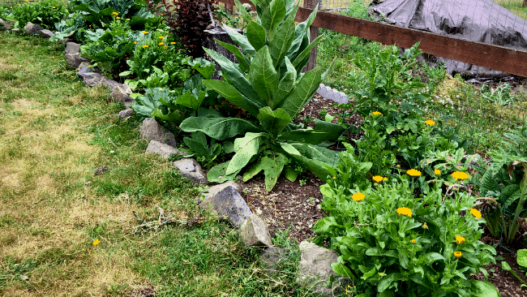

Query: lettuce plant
left=179, top=0, right=344, bottom=191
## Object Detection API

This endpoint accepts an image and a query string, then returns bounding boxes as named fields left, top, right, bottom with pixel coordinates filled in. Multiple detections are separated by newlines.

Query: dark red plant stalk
left=161, top=0, right=216, bottom=58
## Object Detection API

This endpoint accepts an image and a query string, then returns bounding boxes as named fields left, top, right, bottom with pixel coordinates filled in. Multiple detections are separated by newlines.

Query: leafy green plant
left=69, top=0, right=157, bottom=29
left=314, top=180, right=498, bottom=296
left=180, top=0, right=345, bottom=191
left=181, top=132, right=222, bottom=169
left=501, top=250, right=527, bottom=287
left=11, top=0, right=68, bottom=29
left=480, top=83, right=518, bottom=106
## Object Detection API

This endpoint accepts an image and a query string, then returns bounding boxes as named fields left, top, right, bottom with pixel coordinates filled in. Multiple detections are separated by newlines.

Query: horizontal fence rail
left=217, top=0, right=527, bottom=78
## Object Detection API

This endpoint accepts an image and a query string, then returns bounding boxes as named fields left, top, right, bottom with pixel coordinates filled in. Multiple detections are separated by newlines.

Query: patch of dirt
left=298, top=94, right=363, bottom=128
left=475, top=236, right=527, bottom=297
left=241, top=172, right=325, bottom=243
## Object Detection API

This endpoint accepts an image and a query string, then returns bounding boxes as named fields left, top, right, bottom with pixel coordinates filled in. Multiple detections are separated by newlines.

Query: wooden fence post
left=303, top=0, right=321, bottom=72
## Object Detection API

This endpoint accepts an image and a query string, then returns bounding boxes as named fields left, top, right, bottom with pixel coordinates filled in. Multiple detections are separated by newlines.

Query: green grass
left=0, top=31, right=327, bottom=296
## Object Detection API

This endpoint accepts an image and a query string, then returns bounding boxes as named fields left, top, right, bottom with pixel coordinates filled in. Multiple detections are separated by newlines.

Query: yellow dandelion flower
left=372, top=111, right=382, bottom=116
left=372, top=175, right=384, bottom=183
left=422, top=222, right=429, bottom=229
left=379, top=272, right=384, bottom=276
left=455, top=235, right=466, bottom=245
left=142, top=31, right=148, bottom=34
left=352, top=192, right=365, bottom=202
left=411, top=238, right=416, bottom=243
left=133, top=41, right=137, bottom=44
left=112, top=12, right=119, bottom=16
left=10, top=6, right=12, bottom=8
left=470, top=208, right=482, bottom=219
left=116, top=17, right=120, bottom=20
left=52, top=6, right=56, bottom=8
left=453, top=251, right=462, bottom=258
left=425, top=120, right=436, bottom=126
left=170, top=42, right=176, bottom=45
left=142, top=45, right=149, bottom=48
left=434, top=169, right=441, bottom=175
left=158, top=42, right=164, bottom=46
left=451, top=171, right=469, bottom=181
left=332, top=176, right=336, bottom=179
left=397, top=207, right=412, bottom=217
left=407, top=169, right=422, bottom=177
left=93, top=239, right=99, bottom=246
left=159, top=36, right=164, bottom=39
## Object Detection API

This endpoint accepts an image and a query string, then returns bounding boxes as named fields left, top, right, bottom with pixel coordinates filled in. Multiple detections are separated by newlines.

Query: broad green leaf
left=361, top=267, right=376, bottom=280
left=216, top=40, right=251, bottom=73
left=176, top=90, right=206, bottom=111
left=247, top=21, right=267, bottom=52
left=278, top=120, right=344, bottom=144
left=470, top=280, right=502, bottom=297
left=279, top=67, right=323, bottom=118
left=286, top=6, right=318, bottom=59
left=249, top=46, right=279, bottom=106
left=243, top=159, right=265, bottom=182
left=284, top=166, right=298, bottom=182
left=261, top=0, right=286, bottom=35
left=207, top=161, right=240, bottom=183
left=312, top=216, right=340, bottom=233
left=131, top=88, right=170, bottom=119
left=332, top=263, right=355, bottom=279
left=203, top=80, right=263, bottom=116
left=280, top=143, right=335, bottom=182
left=378, top=273, right=400, bottom=292
left=423, top=252, right=446, bottom=264
left=234, top=0, right=253, bottom=23
left=501, top=261, right=512, bottom=271
left=224, top=25, right=256, bottom=57
left=273, top=57, right=296, bottom=108
left=269, top=16, right=295, bottom=67
left=203, top=48, right=262, bottom=105
left=261, top=153, right=288, bottom=191
left=257, top=107, right=291, bottom=136
left=517, top=249, right=527, bottom=267
left=292, top=35, right=323, bottom=70
left=151, top=108, right=185, bottom=124
left=226, top=133, right=267, bottom=175
left=180, top=116, right=263, bottom=141
left=183, top=132, right=209, bottom=156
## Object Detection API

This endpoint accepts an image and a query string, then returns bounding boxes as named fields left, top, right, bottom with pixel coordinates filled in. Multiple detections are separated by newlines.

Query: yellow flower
left=116, top=17, right=120, bottom=20
left=470, top=208, right=482, bottom=219
left=383, top=177, right=388, bottom=181
left=71, top=76, right=74, bottom=78
left=17, top=4, right=20, bottom=5
left=164, top=46, right=167, bottom=49
left=379, top=272, right=384, bottom=276
left=10, top=6, right=12, bottom=8
left=125, top=18, right=130, bottom=21
left=425, top=120, right=436, bottom=126
left=142, top=31, right=148, bottom=34
left=372, top=111, right=382, bottom=116
left=133, top=41, right=137, bottom=44
left=407, top=169, right=421, bottom=177
left=411, top=238, right=416, bottom=243
left=455, top=235, right=466, bottom=245
left=372, top=175, right=384, bottom=183
left=453, top=251, right=462, bottom=258
left=159, top=42, right=164, bottom=46
left=352, top=192, right=365, bottom=202
left=52, top=6, right=56, bottom=8
left=434, top=169, right=441, bottom=175
left=451, top=171, right=469, bottom=181
left=397, top=207, right=412, bottom=218
left=112, top=12, right=119, bottom=16
left=170, top=42, right=176, bottom=45
left=422, top=222, right=428, bottom=229
left=159, top=36, right=164, bottom=39
left=142, top=45, right=149, bottom=48
left=89, top=25, right=92, bottom=28
left=93, top=239, right=99, bottom=246
left=332, top=176, right=336, bottom=179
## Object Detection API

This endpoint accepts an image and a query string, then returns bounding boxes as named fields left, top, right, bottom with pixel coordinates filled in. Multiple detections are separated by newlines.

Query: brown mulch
left=241, top=172, right=325, bottom=242
left=297, top=94, right=363, bottom=128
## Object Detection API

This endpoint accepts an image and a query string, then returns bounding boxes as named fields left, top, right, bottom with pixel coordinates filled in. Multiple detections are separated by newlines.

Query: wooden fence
left=217, top=0, right=527, bottom=78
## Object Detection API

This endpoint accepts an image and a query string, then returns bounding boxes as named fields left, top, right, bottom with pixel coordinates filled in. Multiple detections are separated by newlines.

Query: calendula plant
left=180, top=0, right=344, bottom=191
left=314, top=180, right=499, bottom=296
left=11, top=0, right=68, bottom=29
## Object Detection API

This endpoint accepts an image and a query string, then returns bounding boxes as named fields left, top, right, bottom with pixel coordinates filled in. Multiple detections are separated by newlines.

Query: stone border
left=4, top=23, right=344, bottom=296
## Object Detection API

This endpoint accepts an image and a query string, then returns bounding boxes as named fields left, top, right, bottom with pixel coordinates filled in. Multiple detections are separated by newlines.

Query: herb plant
left=11, top=0, right=68, bottom=29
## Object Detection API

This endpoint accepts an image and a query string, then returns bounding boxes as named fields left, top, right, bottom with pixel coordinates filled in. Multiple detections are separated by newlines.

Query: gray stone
left=0, top=18, right=4, bottom=25
left=199, top=186, right=252, bottom=227
left=123, top=97, right=134, bottom=109
left=25, top=22, right=42, bottom=34
left=296, top=241, right=340, bottom=296
left=172, top=158, right=207, bottom=184
left=202, top=181, right=241, bottom=200
left=240, top=214, right=272, bottom=247
left=140, top=118, right=176, bottom=147
left=261, top=247, right=289, bottom=271
left=77, top=63, right=105, bottom=87
left=11, top=28, right=19, bottom=32
left=104, top=80, right=132, bottom=102
left=65, top=42, right=90, bottom=68
left=146, top=140, right=186, bottom=159
left=38, top=29, right=55, bottom=38
left=119, top=108, right=133, bottom=120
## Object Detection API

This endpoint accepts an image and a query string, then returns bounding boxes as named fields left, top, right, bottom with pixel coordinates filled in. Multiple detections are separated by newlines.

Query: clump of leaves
left=161, top=0, right=216, bottom=58
left=11, top=0, right=68, bottom=29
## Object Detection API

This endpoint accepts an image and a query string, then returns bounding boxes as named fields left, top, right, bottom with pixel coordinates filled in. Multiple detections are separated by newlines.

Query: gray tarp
left=369, top=0, right=527, bottom=77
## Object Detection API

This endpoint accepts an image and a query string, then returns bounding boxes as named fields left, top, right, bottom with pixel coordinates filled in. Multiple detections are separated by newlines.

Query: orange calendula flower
left=352, top=192, right=365, bottom=202
left=372, top=175, right=384, bottom=183
left=116, top=17, right=120, bottom=20
left=93, top=239, right=99, bottom=246
left=453, top=251, right=462, bottom=258
left=407, top=169, right=422, bottom=177
left=434, top=169, right=441, bottom=175
left=470, top=208, right=482, bottom=219
left=411, top=239, right=416, bottom=243
left=112, top=12, right=119, bottom=16
left=170, top=42, right=176, bottom=45
left=425, top=120, right=436, bottom=126
left=142, top=31, right=148, bottom=34
left=397, top=207, right=412, bottom=217
left=159, top=36, right=164, bottom=39
left=158, top=42, right=164, bottom=46
left=372, top=111, right=382, bottom=116
left=52, top=6, right=56, bottom=8
left=142, top=45, right=149, bottom=48
left=455, top=235, right=466, bottom=245
left=451, top=171, right=469, bottom=181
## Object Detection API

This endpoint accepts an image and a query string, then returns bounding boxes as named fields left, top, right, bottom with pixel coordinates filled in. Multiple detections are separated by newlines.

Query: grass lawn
left=0, top=32, right=309, bottom=297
